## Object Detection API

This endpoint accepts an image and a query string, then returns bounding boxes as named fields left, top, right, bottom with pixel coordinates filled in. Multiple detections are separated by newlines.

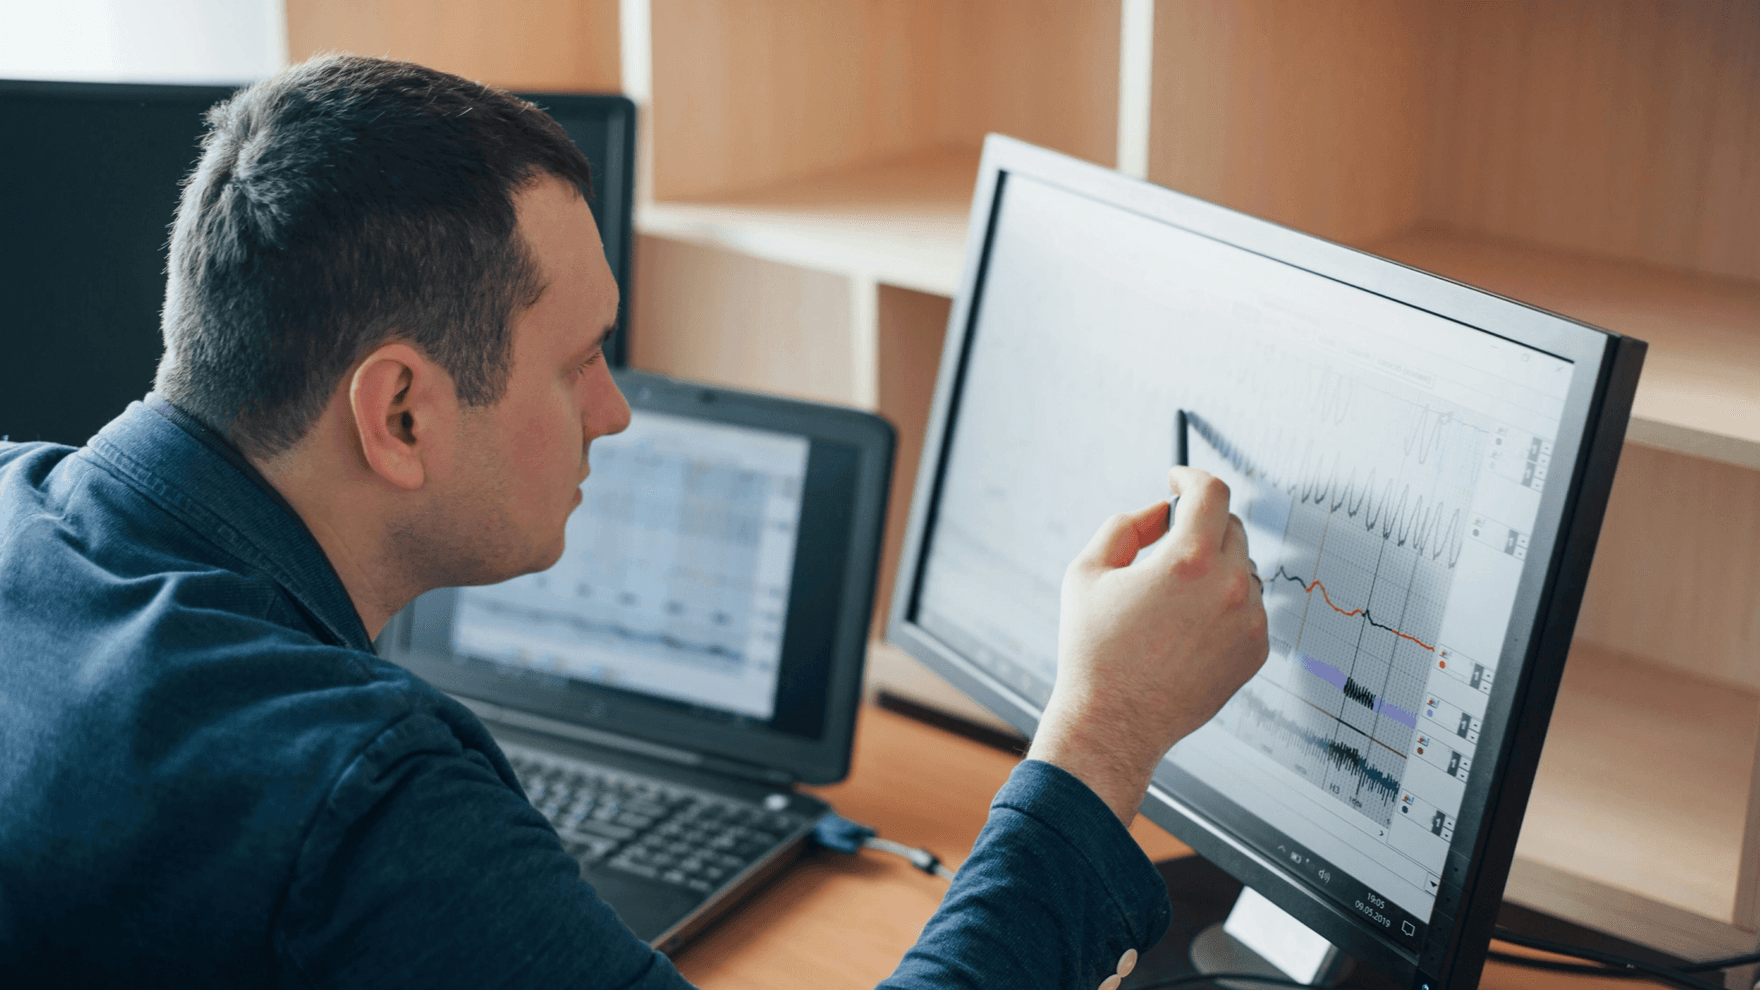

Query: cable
left=810, top=813, right=957, bottom=881
left=1490, top=929, right=1730, bottom=990
left=1488, top=950, right=1646, bottom=977
left=1492, top=929, right=1759, bottom=976
left=1131, top=972, right=1316, bottom=990
left=1681, top=951, right=1760, bottom=974
left=864, top=835, right=958, bottom=881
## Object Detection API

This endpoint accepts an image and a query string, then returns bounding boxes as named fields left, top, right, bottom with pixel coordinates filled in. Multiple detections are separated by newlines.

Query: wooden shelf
left=1370, top=230, right=1760, bottom=471
left=1509, top=640, right=1760, bottom=956
left=637, top=147, right=976, bottom=298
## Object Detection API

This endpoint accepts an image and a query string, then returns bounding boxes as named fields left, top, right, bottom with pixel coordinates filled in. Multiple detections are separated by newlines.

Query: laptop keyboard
left=504, top=745, right=807, bottom=894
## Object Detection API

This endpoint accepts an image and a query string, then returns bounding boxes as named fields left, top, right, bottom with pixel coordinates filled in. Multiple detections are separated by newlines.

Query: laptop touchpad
left=585, top=869, right=704, bottom=943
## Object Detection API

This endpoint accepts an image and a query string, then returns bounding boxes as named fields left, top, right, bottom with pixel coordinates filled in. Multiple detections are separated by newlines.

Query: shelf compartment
left=647, top=0, right=1120, bottom=204
left=627, top=233, right=857, bottom=405
left=1509, top=640, right=1760, bottom=956
left=637, top=147, right=977, bottom=298
left=1572, top=442, right=1760, bottom=692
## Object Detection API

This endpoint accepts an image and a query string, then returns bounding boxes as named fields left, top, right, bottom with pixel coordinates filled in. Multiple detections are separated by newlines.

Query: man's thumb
left=1075, top=500, right=1170, bottom=572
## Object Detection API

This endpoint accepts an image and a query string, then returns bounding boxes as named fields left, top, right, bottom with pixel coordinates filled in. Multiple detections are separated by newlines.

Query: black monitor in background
left=887, top=135, right=1644, bottom=990
left=0, top=79, right=635, bottom=448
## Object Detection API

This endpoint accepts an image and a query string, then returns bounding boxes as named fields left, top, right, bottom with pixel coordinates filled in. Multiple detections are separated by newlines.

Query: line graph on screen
left=1183, top=379, right=1489, bottom=830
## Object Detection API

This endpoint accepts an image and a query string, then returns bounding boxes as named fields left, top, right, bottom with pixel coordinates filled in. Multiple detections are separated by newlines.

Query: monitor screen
left=0, top=80, right=635, bottom=447
left=891, top=138, right=1642, bottom=989
left=451, top=410, right=810, bottom=721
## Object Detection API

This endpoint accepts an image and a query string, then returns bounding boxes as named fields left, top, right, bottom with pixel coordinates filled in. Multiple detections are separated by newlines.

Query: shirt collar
left=87, top=396, right=374, bottom=653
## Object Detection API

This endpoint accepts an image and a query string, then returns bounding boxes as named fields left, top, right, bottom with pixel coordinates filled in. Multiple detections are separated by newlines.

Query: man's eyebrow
left=571, top=323, right=618, bottom=364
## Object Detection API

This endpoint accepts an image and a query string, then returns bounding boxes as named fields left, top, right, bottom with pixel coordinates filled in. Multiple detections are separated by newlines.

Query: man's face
left=441, top=176, right=630, bottom=582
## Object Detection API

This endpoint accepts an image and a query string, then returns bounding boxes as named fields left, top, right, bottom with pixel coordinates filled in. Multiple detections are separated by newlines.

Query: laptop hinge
left=454, top=694, right=797, bottom=788
left=697, top=753, right=798, bottom=788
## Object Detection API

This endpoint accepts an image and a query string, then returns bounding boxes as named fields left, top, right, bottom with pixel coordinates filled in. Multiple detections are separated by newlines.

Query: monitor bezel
left=886, top=134, right=1644, bottom=989
left=514, top=91, right=637, bottom=369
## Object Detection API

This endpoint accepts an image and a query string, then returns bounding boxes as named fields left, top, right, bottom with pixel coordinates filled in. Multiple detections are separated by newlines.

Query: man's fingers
left=1221, top=513, right=1263, bottom=602
left=1166, top=467, right=1232, bottom=553
left=1222, top=513, right=1249, bottom=565
left=1076, top=500, right=1173, bottom=571
left=1133, top=499, right=1173, bottom=553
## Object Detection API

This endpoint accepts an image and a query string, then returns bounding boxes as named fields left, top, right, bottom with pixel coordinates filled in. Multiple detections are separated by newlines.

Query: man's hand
left=1027, top=467, right=1269, bottom=823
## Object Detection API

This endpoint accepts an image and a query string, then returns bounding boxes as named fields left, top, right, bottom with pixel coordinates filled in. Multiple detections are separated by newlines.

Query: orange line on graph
left=1274, top=567, right=1437, bottom=652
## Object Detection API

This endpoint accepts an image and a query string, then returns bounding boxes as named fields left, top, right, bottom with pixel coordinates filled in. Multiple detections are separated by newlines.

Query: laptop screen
left=449, top=411, right=810, bottom=721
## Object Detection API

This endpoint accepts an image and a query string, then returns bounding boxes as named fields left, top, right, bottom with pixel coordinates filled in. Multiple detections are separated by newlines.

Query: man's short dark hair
left=155, top=55, right=596, bottom=459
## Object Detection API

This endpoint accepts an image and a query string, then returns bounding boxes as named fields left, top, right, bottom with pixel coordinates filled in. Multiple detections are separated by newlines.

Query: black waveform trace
left=1236, top=688, right=1403, bottom=809
left=1326, top=738, right=1398, bottom=803
left=1342, top=676, right=1377, bottom=710
left=1185, top=411, right=1465, bottom=569
left=1403, top=406, right=1459, bottom=468
left=1272, top=565, right=1437, bottom=652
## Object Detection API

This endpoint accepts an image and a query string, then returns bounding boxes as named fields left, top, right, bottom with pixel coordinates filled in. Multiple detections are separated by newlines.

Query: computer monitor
left=887, top=135, right=1644, bottom=990
left=0, top=79, right=635, bottom=447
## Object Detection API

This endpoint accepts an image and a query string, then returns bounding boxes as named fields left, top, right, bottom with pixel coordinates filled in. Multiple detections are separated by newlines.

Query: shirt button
left=1098, top=975, right=1122, bottom=990
left=1117, top=948, right=1138, bottom=978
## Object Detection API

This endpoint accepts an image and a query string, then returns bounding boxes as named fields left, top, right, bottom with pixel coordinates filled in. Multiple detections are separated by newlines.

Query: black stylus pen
left=1169, top=408, right=1190, bottom=529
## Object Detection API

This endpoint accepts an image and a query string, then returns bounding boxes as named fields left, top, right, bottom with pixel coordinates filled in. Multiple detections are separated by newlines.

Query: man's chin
left=447, top=537, right=567, bottom=589
left=529, top=535, right=568, bottom=575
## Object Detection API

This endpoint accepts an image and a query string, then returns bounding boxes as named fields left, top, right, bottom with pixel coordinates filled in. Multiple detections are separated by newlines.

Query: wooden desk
left=673, top=703, right=1640, bottom=990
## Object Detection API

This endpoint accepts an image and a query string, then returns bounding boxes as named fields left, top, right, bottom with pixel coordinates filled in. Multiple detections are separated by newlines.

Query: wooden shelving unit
left=288, top=0, right=1760, bottom=965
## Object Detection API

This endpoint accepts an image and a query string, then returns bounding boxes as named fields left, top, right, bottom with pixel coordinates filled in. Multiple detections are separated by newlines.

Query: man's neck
left=149, top=395, right=393, bottom=640
left=255, top=449, right=411, bottom=641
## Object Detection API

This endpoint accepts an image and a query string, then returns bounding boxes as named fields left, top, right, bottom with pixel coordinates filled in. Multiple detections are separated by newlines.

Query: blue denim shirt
left=0, top=398, right=1170, bottom=987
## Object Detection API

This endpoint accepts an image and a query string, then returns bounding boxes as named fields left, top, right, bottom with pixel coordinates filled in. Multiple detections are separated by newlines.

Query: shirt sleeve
left=878, top=759, right=1172, bottom=990
left=271, top=713, right=694, bottom=990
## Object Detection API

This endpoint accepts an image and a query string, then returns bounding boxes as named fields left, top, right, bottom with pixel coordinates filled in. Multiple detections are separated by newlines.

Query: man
left=0, top=56, right=1267, bottom=986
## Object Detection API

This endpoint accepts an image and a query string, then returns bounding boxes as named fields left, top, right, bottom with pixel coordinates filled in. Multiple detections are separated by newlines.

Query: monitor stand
left=1189, top=887, right=1353, bottom=990
left=1123, top=857, right=1401, bottom=990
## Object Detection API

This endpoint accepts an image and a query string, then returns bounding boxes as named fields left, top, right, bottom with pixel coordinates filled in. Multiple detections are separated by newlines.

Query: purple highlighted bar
left=1298, top=652, right=1419, bottom=729
left=1378, top=703, right=1419, bottom=729
left=1299, top=653, right=1347, bottom=690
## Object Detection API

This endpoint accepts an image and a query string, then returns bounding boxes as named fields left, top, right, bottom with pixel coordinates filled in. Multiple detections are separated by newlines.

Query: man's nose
left=593, top=378, right=632, bottom=438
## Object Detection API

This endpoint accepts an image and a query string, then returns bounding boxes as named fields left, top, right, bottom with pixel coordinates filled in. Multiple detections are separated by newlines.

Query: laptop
left=380, top=369, right=894, bottom=953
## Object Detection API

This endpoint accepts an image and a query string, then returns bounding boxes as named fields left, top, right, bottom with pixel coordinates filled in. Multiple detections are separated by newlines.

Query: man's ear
left=348, top=343, right=451, bottom=491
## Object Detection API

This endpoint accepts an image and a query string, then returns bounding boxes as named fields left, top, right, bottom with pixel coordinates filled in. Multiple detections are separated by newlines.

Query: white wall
left=0, top=0, right=286, bottom=84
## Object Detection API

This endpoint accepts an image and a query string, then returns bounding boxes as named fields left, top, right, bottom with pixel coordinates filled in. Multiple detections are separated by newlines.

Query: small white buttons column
left=1098, top=947, right=1139, bottom=989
